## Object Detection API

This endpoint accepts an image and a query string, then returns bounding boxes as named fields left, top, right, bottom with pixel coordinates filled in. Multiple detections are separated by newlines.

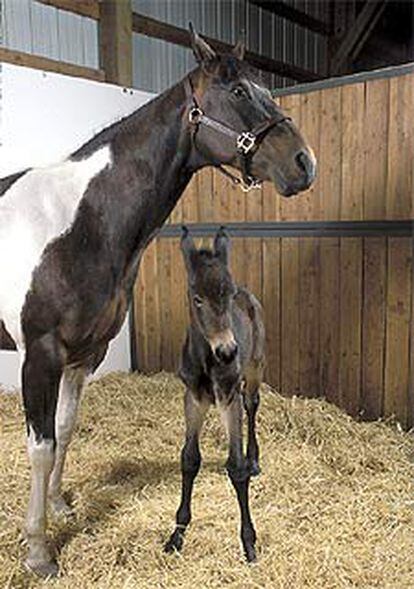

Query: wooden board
left=386, top=75, right=414, bottom=220
left=384, top=237, right=413, bottom=427
left=319, top=238, right=340, bottom=403
left=262, top=181, right=281, bottom=390
left=140, top=241, right=161, bottom=372
left=281, top=238, right=300, bottom=396
left=0, top=46, right=104, bottom=82
left=339, top=238, right=362, bottom=416
left=318, top=86, right=341, bottom=220
left=341, top=82, right=365, bottom=220
left=363, top=79, right=389, bottom=219
left=361, top=237, right=387, bottom=420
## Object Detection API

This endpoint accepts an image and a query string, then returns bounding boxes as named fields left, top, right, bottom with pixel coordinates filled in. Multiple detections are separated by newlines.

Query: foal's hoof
left=249, top=460, right=261, bottom=477
left=164, top=529, right=184, bottom=554
left=244, top=545, right=257, bottom=563
left=50, top=495, right=74, bottom=518
left=25, top=558, right=59, bottom=579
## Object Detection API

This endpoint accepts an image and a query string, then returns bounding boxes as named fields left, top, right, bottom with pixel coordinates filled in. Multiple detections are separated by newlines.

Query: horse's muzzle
left=215, top=341, right=238, bottom=365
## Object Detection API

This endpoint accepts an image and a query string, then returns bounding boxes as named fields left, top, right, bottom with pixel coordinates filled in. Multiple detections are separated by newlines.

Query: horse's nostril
left=295, top=151, right=310, bottom=174
left=215, top=342, right=238, bottom=365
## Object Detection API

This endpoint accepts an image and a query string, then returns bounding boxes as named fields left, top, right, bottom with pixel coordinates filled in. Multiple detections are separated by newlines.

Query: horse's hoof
left=249, top=461, right=261, bottom=477
left=25, top=558, right=59, bottom=578
left=164, top=530, right=184, bottom=553
left=244, top=545, right=257, bottom=563
left=49, top=495, right=74, bottom=518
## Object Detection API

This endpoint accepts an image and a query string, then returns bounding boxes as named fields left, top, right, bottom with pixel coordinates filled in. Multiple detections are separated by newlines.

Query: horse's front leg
left=22, top=334, right=64, bottom=578
left=165, top=389, right=209, bottom=554
left=48, top=367, right=85, bottom=516
left=243, top=387, right=260, bottom=476
left=220, top=389, right=257, bottom=562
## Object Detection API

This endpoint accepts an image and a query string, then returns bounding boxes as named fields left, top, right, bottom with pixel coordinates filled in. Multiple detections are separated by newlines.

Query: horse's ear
left=214, top=226, right=230, bottom=265
left=189, top=22, right=216, bottom=65
left=181, top=226, right=197, bottom=273
left=232, top=40, right=245, bottom=61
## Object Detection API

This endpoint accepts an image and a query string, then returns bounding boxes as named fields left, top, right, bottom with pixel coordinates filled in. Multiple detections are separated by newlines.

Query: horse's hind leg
left=164, top=389, right=209, bottom=554
left=243, top=386, right=260, bottom=476
left=48, top=367, right=85, bottom=516
left=220, top=390, right=256, bottom=562
left=22, top=334, right=64, bottom=578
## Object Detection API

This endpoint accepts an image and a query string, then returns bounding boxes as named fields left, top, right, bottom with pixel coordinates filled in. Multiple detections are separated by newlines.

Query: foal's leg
left=22, top=334, right=63, bottom=578
left=243, top=387, right=260, bottom=476
left=164, top=389, right=209, bottom=553
left=220, top=390, right=257, bottom=562
left=48, top=368, right=85, bottom=516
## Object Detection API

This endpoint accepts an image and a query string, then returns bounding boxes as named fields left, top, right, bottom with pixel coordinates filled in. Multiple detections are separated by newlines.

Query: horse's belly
left=64, top=289, right=129, bottom=368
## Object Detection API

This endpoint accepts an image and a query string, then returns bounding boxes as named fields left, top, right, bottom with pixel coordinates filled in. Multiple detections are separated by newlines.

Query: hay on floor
left=0, top=371, right=414, bottom=588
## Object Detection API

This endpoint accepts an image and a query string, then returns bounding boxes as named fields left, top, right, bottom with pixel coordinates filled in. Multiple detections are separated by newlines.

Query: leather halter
left=184, top=76, right=291, bottom=192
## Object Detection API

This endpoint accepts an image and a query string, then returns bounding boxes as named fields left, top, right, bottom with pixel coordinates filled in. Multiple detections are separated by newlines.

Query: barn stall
left=134, top=62, right=414, bottom=428
left=0, top=1, right=414, bottom=587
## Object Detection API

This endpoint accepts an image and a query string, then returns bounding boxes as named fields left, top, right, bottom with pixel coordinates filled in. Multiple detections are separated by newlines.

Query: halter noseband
left=184, top=76, right=291, bottom=192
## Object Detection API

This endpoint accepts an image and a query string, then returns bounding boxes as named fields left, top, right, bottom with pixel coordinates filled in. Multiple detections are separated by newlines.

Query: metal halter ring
left=188, top=106, right=203, bottom=125
left=237, top=131, right=256, bottom=155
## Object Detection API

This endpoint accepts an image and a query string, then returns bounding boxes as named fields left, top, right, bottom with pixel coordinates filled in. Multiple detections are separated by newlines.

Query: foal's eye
left=232, top=85, right=248, bottom=100
left=193, top=295, right=203, bottom=308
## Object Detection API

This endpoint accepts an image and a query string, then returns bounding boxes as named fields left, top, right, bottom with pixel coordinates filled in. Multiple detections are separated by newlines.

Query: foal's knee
left=181, top=442, right=201, bottom=475
left=226, top=458, right=249, bottom=483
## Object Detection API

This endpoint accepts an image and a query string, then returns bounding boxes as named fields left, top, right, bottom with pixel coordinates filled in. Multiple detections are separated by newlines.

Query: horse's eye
left=193, top=295, right=203, bottom=308
left=232, top=85, right=248, bottom=99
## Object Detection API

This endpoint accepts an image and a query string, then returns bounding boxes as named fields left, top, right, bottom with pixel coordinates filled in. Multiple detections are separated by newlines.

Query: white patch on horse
left=0, top=147, right=112, bottom=347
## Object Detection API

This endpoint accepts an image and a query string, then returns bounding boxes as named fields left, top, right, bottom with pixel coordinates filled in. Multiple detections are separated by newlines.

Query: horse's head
left=181, top=226, right=238, bottom=365
left=187, top=26, right=316, bottom=196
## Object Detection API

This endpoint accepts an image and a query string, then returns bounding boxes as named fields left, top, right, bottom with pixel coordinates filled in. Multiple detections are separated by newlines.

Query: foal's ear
left=232, top=40, right=245, bottom=61
left=181, top=226, right=197, bottom=272
left=189, top=22, right=217, bottom=66
left=214, top=226, right=230, bottom=265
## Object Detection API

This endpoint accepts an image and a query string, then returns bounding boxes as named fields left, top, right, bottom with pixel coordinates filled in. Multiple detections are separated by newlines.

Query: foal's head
left=187, top=27, right=316, bottom=196
left=181, top=226, right=238, bottom=364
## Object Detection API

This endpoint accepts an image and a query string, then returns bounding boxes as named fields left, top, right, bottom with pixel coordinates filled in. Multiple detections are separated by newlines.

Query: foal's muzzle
left=215, top=341, right=238, bottom=365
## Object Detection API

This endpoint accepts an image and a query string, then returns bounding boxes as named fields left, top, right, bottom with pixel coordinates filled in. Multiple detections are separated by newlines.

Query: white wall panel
left=0, top=63, right=155, bottom=388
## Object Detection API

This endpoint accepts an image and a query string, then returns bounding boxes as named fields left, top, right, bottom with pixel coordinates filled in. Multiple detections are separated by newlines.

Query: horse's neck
left=79, top=79, right=195, bottom=267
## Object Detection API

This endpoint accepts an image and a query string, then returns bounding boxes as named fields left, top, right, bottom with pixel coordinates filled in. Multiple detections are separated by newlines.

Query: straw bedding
left=1, top=371, right=414, bottom=588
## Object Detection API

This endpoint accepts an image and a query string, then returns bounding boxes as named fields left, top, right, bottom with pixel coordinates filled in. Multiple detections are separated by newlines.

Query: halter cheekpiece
left=184, top=76, right=291, bottom=192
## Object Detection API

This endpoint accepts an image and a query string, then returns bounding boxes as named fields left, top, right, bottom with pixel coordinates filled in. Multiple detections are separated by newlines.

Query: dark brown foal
left=165, top=226, right=265, bottom=562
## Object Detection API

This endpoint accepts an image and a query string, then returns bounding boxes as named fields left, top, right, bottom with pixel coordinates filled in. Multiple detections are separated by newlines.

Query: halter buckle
left=189, top=107, right=203, bottom=125
left=237, top=132, right=256, bottom=155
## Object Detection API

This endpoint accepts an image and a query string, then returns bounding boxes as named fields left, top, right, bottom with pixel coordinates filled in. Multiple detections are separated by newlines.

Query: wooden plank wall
left=134, top=69, right=414, bottom=427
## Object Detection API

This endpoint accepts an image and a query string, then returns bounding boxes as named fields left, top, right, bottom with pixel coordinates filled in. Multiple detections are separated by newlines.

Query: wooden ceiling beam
left=249, top=0, right=331, bottom=36
left=37, top=0, right=99, bottom=19
left=331, top=0, right=388, bottom=74
left=0, top=46, right=104, bottom=81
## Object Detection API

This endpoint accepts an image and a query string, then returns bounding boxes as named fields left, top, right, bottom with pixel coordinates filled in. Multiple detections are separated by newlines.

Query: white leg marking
left=48, top=368, right=85, bottom=516
left=26, top=427, right=57, bottom=575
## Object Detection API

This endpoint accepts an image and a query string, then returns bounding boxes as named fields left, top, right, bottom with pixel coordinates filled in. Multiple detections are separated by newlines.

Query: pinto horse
left=165, top=226, right=265, bottom=562
left=0, top=27, right=315, bottom=577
